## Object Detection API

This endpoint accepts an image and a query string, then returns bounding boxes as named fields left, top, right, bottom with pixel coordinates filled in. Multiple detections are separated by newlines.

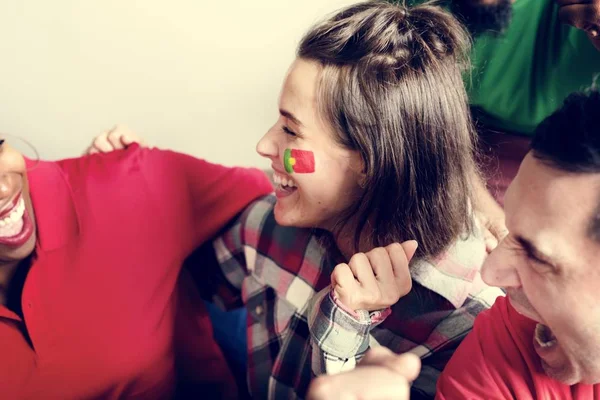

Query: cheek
left=283, top=148, right=316, bottom=174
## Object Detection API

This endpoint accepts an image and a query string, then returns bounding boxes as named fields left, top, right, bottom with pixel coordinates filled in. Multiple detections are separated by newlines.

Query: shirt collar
left=26, top=158, right=80, bottom=251
left=410, top=226, right=489, bottom=308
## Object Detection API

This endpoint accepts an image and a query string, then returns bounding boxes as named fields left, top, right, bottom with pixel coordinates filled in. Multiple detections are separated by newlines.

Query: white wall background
left=0, top=0, right=355, bottom=168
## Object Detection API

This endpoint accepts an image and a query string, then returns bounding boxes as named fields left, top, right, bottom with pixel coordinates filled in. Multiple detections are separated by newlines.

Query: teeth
left=0, top=198, right=25, bottom=226
left=535, top=323, right=557, bottom=348
left=272, top=172, right=296, bottom=189
left=0, top=197, right=26, bottom=238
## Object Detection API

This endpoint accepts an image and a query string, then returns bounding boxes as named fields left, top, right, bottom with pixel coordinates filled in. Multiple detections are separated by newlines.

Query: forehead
left=279, top=59, right=320, bottom=118
left=506, top=153, right=600, bottom=258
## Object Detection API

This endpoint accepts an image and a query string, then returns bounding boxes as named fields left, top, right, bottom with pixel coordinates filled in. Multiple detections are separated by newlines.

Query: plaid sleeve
left=408, top=286, right=503, bottom=399
left=186, top=195, right=274, bottom=310
left=308, top=287, right=391, bottom=376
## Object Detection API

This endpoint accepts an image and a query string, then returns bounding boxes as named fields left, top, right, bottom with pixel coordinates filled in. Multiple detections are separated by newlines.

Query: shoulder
left=410, top=222, right=504, bottom=309
left=54, top=144, right=164, bottom=183
left=437, top=296, right=540, bottom=399
left=231, top=195, right=316, bottom=250
left=436, top=299, right=510, bottom=398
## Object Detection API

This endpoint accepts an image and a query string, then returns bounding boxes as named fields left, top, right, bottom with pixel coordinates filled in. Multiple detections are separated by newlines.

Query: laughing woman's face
left=0, top=139, right=37, bottom=266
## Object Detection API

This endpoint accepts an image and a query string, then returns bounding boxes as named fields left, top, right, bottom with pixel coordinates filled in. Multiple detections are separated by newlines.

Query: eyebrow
left=515, top=236, right=557, bottom=270
left=279, top=109, right=304, bottom=128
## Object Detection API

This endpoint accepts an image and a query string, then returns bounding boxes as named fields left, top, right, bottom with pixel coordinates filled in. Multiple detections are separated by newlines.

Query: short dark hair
left=298, top=0, right=477, bottom=258
left=531, top=89, right=600, bottom=240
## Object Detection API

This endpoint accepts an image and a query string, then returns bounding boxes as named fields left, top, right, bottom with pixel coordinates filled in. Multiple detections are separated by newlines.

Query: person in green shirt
left=403, top=0, right=600, bottom=251
left=445, top=0, right=513, bottom=36
left=468, top=1, right=600, bottom=248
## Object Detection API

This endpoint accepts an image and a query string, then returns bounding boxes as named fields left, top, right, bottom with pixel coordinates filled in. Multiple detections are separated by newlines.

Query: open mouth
left=0, top=194, right=34, bottom=247
left=0, top=197, right=26, bottom=237
left=535, top=323, right=558, bottom=348
left=273, top=172, right=297, bottom=197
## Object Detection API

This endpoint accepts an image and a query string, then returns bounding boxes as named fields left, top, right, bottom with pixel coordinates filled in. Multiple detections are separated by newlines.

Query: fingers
left=361, top=347, right=421, bottom=382
left=484, top=229, right=499, bottom=253
left=483, top=215, right=508, bottom=253
left=331, top=263, right=358, bottom=305
left=307, top=362, right=413, bottom=400
left=373, top=351, right=421, bottom=382
left=387, top=240, right=416, bottom=274
left=87, top=125, right=145, bottom=155
left=348, top=252, right=378, bottom=291
left=488, top=218, right=509, bottom=240
left=365, top=247, right=394, bottom=283
left=92, top=132, right=117, bottom=153
left=386, top=241, right=416, bottom=297
left=105, top=126, right=125, bottom=151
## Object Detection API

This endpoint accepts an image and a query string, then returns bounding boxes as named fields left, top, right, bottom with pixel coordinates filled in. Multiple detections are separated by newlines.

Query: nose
left=481, top=237, right=521, bottom=289
left=256, top=126, right=279, bottom=160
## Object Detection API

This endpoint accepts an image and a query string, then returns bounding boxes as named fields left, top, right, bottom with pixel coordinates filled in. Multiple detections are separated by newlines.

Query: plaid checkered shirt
left=198, top=195, right=504, bottom=399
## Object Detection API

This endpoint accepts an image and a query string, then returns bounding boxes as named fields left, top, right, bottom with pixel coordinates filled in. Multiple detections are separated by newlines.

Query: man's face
left=449, top=0, right=514, bottom=37
left=482, top=153, right=600, bottom=384
left=556, top=0, right=600, bottom=51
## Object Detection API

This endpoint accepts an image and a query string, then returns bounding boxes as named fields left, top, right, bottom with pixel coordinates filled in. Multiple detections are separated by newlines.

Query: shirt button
left=255, top=305, right=264, bottom=316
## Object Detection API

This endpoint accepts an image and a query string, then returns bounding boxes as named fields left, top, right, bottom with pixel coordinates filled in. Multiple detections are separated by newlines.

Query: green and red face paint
left=283, top=148, right=315, bottom=174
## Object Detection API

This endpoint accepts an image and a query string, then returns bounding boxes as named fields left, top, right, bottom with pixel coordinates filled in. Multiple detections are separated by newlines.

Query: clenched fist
left=331, top=241, right=418, bottom=312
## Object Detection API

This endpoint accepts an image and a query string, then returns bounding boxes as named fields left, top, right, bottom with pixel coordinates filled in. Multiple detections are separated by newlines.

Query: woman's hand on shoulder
left=85, top=125, right=147, bottom=155
left=331, top=241, right=418, bottom=313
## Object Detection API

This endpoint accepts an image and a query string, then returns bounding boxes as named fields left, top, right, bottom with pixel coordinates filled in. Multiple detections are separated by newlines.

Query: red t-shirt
left=0, top=145, right=272, bottom=399
left=437, top=296, right=600, bottom=399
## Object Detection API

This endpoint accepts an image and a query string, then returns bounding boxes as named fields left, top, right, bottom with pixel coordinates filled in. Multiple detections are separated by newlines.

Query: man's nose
left=481, top=238, right=521, bottom=288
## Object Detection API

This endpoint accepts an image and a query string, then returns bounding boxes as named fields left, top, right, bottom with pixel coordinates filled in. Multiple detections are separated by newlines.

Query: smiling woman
left=199, top=1, right=503, bottom=398
left=0, top=141, right=37, bottom=263
left=88, top=2, right=505, bottom=398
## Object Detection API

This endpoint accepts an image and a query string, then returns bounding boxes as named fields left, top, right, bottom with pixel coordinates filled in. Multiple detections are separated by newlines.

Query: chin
left=542, top=363, right=580, bottom=386
left=273, top=206, right=299, bottom=227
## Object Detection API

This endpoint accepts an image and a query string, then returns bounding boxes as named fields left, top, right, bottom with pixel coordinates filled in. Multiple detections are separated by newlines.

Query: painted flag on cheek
left=284, top=148, right=315, bottom=173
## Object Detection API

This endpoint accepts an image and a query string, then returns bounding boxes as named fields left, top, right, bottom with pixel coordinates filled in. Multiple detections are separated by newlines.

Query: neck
left=333, top=228, right=374, bottom=261
left=0, top=260, right=23, bottom=306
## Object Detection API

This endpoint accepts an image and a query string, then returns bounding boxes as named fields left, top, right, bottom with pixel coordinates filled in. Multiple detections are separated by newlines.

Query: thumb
left=488, top=221, right=509, bottom=242
left=385, top=353, right=421, bottom=382
left=400, top=240, right=418, bottom=263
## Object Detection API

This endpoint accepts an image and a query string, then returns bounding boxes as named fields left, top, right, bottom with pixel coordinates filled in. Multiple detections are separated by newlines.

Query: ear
left=351, top=151, right=367, bottom=188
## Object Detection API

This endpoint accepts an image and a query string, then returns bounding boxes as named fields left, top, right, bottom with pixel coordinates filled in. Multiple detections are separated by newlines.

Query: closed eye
left=282, top=126, right=297, bottom=137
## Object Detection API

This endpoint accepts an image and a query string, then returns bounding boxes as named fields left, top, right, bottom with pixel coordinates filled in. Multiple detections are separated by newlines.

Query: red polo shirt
left=0, top=145, right=272, bottom=399
left=437, top=296, right=600, bottom=399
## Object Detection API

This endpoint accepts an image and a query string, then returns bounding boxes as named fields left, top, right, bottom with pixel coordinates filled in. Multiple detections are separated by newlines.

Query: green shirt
left=468, top=0, right=600, bottom=135
left=405, top=0, right=600, bottom=135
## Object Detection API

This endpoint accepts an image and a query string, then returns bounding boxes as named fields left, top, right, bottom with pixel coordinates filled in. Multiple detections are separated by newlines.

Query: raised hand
left=331, top=241, right=418, bottom=312
left=85, top=125, right=146, bottom=155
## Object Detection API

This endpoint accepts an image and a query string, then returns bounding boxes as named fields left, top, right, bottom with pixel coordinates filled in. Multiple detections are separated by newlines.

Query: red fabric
left=0, top=145, right=272, bottom=399
left=437, top=296, right=600, bottom=399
